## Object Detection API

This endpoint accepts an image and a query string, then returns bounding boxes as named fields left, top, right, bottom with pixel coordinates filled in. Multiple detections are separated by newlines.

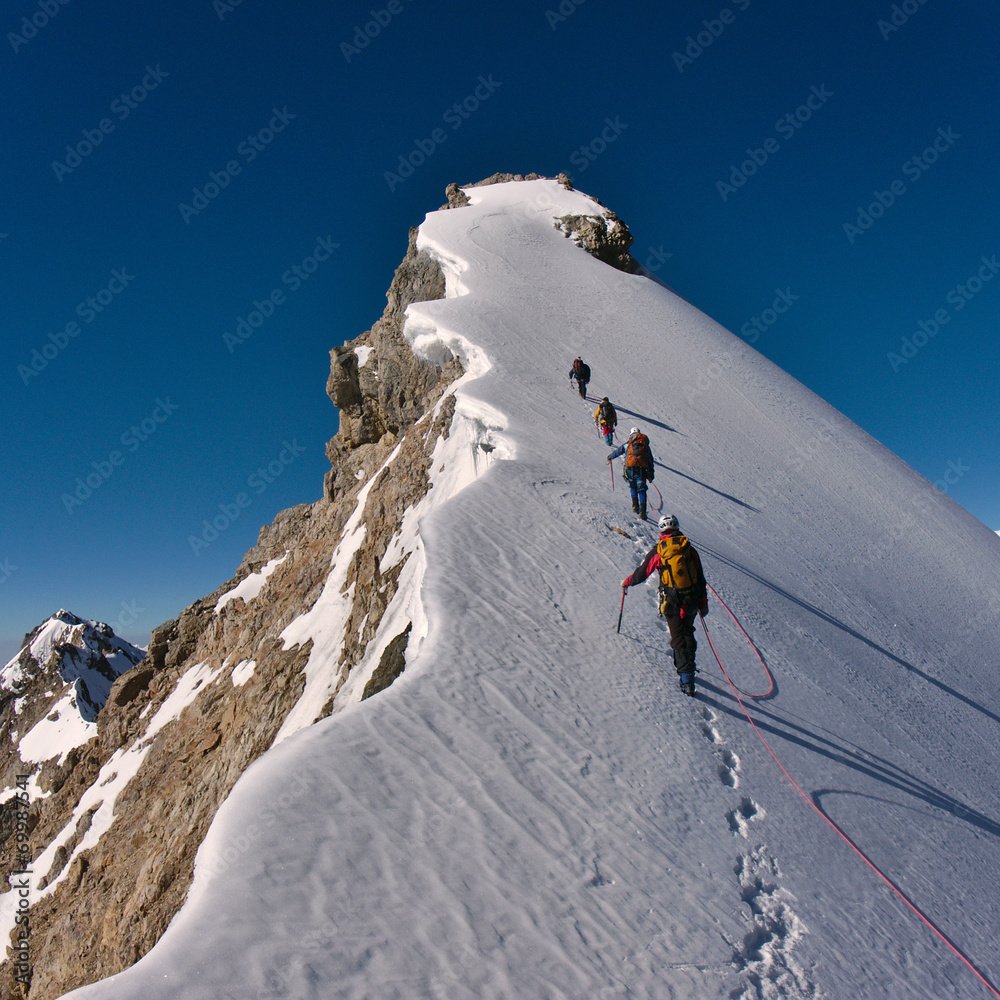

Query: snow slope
left=66, top=180, right=1000, bottom=1000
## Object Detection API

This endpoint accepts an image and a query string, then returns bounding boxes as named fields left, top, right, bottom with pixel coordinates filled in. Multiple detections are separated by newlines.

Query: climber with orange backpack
left=608, top=427, right=654, bottom=519
left=621, top=514, right=709, bottom=696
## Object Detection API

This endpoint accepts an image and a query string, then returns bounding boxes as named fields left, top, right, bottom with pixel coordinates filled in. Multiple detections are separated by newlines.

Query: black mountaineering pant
left=663, top=599, right=698, bottom=674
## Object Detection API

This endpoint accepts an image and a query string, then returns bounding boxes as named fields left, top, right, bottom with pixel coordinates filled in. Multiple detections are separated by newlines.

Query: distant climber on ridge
left=570, top=357, right=590, bottom=398
left=608, top=426, right=654, bottom=520
left=594, top=397, right=617, bottom=444
left=621, top=514, right=709, bottom=696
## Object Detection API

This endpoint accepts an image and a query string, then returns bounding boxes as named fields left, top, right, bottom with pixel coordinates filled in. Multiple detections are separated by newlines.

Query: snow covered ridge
left=0, top=181, right=481, bottom=994
left=31, top=176, right=1000, bottom=1000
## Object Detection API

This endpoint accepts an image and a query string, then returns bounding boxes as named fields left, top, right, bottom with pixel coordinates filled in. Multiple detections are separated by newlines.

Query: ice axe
left=617, top=585, right=627, bottom=633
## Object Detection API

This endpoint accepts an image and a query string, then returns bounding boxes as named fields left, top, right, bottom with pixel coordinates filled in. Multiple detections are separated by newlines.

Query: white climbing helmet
left=659, top=514, right=679, bottom=532
left=629, top=427, right=639, bottom=436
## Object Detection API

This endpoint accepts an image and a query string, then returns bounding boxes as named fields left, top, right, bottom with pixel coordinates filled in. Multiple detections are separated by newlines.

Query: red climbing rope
left=701, top=582, right=774, bottom=699
left=699, top=592, right=1000, bottom=999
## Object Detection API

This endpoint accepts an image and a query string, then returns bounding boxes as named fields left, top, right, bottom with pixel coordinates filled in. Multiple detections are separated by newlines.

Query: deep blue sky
left=2, top=0, right=997, bottom=656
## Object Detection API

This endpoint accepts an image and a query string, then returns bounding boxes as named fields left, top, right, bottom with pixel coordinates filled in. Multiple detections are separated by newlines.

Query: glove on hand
left=621, top=579, right=630, bottom=590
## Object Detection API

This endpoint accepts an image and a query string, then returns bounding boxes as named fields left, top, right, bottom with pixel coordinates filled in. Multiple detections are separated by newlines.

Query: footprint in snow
left=718, top=749, right=740, bottom=788
left=730, top=846, right=818, bottom=998
left=727, top=797, right=764, bottom=838
left=698, top=705, right=723, bottom=744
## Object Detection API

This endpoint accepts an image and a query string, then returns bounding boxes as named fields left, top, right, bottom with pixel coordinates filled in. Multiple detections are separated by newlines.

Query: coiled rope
left=699, top=584, right=1000, bottom=998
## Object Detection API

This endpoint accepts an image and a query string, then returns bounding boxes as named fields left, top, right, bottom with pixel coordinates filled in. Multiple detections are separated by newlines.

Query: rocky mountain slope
left=0, top=173, right=632, bottom=999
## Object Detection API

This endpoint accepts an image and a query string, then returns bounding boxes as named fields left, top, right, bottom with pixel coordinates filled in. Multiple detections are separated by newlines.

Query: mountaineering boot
left=678, top=671, right=696, bottom=697
left=632, top=498, right=640, bottom=514
left=639, top=502, right=647, bottom=520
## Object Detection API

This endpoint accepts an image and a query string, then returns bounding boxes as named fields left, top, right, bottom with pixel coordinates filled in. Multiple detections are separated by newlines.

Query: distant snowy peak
left=1, top=609, right=145, bottom=722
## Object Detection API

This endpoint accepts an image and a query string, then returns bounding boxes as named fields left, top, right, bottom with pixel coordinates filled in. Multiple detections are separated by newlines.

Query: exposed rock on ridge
left=554, top=211, right=639, bottom=273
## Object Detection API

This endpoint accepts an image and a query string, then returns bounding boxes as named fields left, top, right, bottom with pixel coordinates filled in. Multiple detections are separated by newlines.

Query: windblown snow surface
left=67, top=180, right=1000, bottom=1000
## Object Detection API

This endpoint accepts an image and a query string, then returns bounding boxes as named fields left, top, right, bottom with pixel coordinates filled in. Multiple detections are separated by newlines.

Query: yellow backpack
left=657, top=534, right=700, bottom=610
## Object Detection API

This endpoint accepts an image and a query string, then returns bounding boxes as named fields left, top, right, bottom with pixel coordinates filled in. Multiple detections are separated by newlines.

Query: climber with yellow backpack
left=608, top=427, right=655, bottom=519
left=620, top=514, right=708, bottom=696
left=594, top=397, right=617, bottom=445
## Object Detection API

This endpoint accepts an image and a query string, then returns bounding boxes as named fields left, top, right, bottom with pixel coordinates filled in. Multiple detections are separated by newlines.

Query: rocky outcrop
left=324, top=225, right=457, bottom=477
left=362, top=622, right=413, bottom=701
left=554, top=211, right=639, bottom=273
